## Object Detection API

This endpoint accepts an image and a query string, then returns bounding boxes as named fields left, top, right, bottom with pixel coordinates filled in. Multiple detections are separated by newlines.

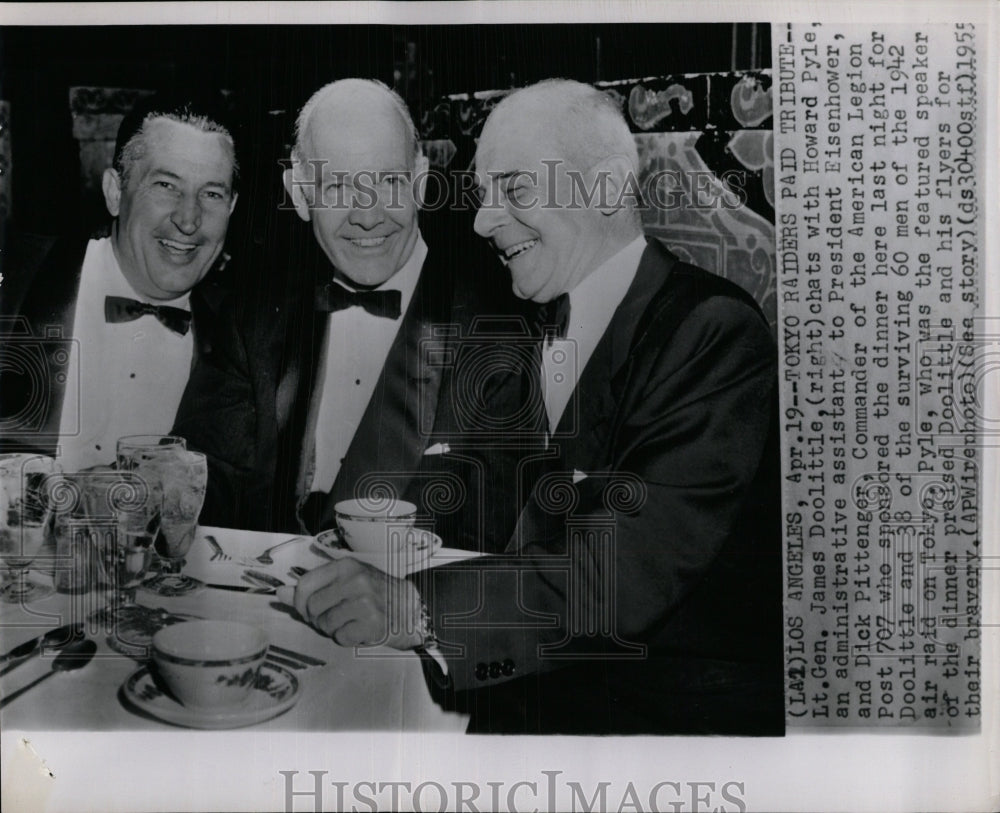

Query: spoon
left=0, top=623, right=85, bottom=669
left=0, top=638, right=97, bottom=708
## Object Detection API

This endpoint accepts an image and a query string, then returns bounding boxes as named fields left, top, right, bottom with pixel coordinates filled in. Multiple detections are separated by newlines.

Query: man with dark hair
left=281, top=79, right=783, bottom=735
left=0, top=93, right=239, bottom=466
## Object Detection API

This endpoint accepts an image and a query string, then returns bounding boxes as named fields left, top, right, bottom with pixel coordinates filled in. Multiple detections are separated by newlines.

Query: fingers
left=329, top=619, right=369, bottom=647
left=314, top=596, right=383, bottom=646
left=275, top=558, right=422, bottom=649
left=289, top=558, right=360, bottom=618
left=276, top=558, right=384, bottom=639
left=303, top=573, right=370, bottom=628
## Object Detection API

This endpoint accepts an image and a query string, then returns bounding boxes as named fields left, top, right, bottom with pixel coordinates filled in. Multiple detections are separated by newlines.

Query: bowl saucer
left=121, top=662, right=299, bottom=728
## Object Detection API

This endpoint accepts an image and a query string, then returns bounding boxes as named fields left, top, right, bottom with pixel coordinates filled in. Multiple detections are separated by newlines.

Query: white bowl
left=152, top=620, right=268, bottom=710
left=334, top=497, right=417, bottom=554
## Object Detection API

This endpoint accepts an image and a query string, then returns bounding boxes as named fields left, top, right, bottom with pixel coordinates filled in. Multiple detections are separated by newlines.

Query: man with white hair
left=175, top=78, right=522, bottom=541
left=282, top=78, right=783, bottom=735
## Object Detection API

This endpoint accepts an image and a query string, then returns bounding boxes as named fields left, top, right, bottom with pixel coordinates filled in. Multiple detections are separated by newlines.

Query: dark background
left=0, top=23, right=769, bottom=243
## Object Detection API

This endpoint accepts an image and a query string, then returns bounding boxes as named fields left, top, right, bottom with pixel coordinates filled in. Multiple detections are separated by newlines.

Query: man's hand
left=276, top=558, right=424, bottom=649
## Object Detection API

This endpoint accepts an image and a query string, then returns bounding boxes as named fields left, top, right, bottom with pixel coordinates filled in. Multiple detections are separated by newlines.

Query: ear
left=592, top=154, right=634, bottom=217
left=102, top=168, right=123, bottom=217
left=228, top=191, right=239, bottom=216
left=412, top=153, right=430, bottom=210
left=282, top=165, right=312, bottom=223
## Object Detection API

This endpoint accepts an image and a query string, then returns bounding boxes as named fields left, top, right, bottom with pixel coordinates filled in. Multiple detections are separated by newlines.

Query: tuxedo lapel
left=551, top=239, right=677, bottom=469
left=301, top=249, right=448, bottom=533
left=281, top=289, right=330, bottom=525
left=187, top=286, right=218, bottom=367
left=331, top=281, right=442, bottom=496
left=509, top=240, right=678, bottom=551
left=607, top=239, right=678, bottom=378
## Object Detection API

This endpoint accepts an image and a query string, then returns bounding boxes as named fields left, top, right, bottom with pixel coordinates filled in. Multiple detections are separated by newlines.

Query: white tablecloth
left=0, top=527, right=473, bottom=732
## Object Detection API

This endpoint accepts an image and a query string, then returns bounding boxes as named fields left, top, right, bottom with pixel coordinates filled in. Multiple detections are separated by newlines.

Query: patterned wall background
left=69, top=87, right=156, bottom=203
left=423, top=70, right=776, bottom=331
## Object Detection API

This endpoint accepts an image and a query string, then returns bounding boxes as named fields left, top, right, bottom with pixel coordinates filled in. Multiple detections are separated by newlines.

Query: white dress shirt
left=56, top=237, right=194, bottom=470
left=308, top=235, right=427, bottom=494
left=542, top=235, right=648, bottom=433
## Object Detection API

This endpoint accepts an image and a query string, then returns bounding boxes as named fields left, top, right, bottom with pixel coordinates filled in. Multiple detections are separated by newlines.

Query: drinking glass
left=116, top=435, right=186, bottom=471
left=0, top=454, right=58, bottom=603
left=89, top=471, right=176, bottom=657
left=143, top=450, right=208, bottom=596
left=108, top=473, right=161, bottom=607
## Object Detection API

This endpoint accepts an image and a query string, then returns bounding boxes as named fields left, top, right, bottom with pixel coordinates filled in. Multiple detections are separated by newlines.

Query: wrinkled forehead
left=475, top=111, right=566, bottom=186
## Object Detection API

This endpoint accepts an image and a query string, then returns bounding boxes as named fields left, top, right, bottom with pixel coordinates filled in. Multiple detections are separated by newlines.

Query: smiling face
left=103, top=117, right=237, bottom=301
left=288, top=93, right=424, bottom=288
left=473, top=113, right=614, bottom=304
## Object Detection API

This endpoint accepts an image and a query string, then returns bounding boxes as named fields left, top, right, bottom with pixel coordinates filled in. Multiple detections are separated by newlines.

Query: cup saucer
left=313, top=529, right=443, bottom=575
left=121, top=662, right=300, bottom=729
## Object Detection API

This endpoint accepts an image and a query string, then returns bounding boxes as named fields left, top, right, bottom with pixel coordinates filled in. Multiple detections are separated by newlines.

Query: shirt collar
left=565, top=234, right=647, bottom=334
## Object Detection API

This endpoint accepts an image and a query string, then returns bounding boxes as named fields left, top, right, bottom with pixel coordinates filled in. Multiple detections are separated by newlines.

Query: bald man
left=174, top=79, right=525, bottom=540
left=280, top=79, right=783, bottom=735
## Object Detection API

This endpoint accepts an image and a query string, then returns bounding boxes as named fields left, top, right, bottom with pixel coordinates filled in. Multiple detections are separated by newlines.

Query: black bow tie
left=315, top=281, right=402, bottom=320
left=104, top=296, right=192, bottom=336
left=535, top=293, right=571, bottom=346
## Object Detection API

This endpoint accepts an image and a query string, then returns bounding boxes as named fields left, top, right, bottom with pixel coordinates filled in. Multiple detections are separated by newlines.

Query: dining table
left=0, top=526, right=474, bottom=732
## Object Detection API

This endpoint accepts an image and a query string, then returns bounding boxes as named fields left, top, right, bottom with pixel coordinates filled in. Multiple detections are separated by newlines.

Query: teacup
left=334, top=497, right=417, bottom=554
left=152, top=620, right=268, bottom=709
left=316, top=526, right=440, bottom=556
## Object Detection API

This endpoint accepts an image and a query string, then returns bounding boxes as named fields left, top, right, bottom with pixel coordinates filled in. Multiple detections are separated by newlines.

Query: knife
left=269, top=643, right=326, bottom=667
left=243, top=570, right=286, bottom=589
left=206, top=583, right=275, bottom=595
left=264, top=651, right=307, bottom=670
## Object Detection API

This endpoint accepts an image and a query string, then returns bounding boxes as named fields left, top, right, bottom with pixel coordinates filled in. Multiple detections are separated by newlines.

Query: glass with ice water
left=0, top=454, right=58, bottom=603
left=130, top=447, right=208, bottom=596
left=110, top=472, right=161, bottom=605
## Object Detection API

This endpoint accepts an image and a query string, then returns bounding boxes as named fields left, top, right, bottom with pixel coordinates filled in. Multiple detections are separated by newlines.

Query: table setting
left=0, top=442, right=473, bottom=732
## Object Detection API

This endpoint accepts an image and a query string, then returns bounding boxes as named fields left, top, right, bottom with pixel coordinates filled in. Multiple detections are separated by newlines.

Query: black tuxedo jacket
left=173, top=226, right=528, bottom=545
left=0, top=235, right=222, bottom=456
left=412, top=240, right=784, bottom=735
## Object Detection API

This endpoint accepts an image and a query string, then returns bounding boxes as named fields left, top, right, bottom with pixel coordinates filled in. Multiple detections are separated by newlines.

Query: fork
left=251, top=536, right=308, bottom=566
left=205, top=534, right=231, bottom=562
